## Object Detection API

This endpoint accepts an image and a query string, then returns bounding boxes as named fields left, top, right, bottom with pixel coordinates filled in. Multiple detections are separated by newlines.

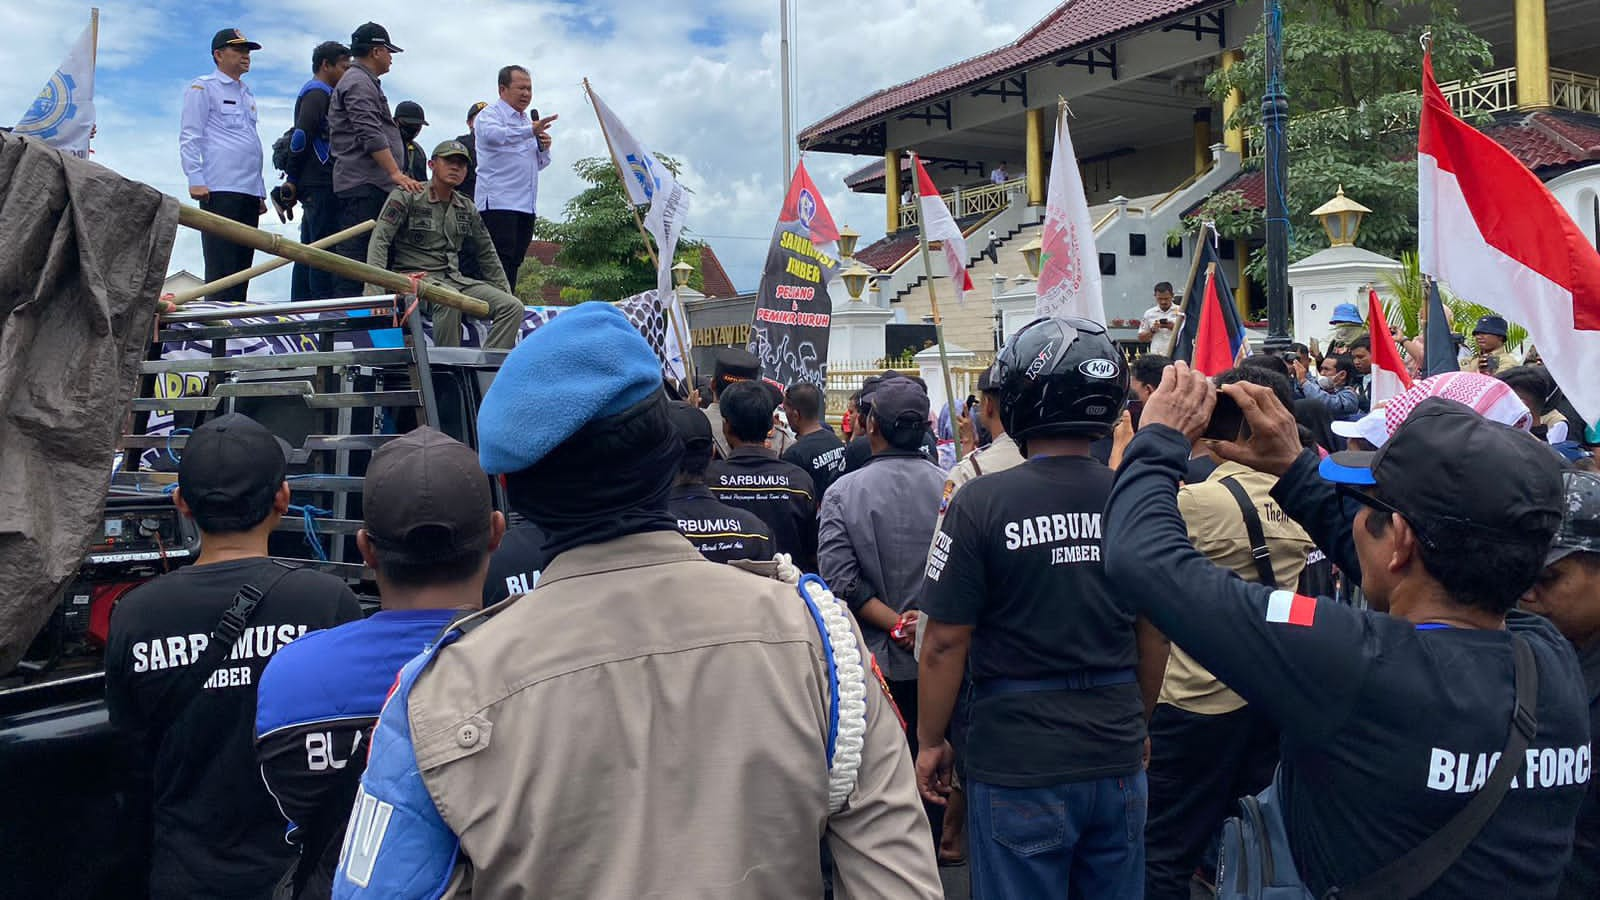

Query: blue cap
left=1318, top=451, right=1377, bottom=486
left=1329, top=303, right=1363, bottom=325
left=1472, top=315, right=1509, bottom=338
left=477, top=302, right=663, bottom=475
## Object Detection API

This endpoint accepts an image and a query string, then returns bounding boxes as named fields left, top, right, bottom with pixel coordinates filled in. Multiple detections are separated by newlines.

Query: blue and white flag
left=15, top=21, right=96, bottom=157
left=587, top=82, right=691, bottom=378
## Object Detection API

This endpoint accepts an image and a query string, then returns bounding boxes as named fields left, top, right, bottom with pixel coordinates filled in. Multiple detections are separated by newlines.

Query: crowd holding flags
left=14, top=10, right=97, bottom=158
left=1035, top=103, right=1106, bottom=324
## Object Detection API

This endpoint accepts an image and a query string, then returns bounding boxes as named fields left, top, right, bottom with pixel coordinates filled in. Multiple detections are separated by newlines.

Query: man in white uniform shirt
left=474, top=65, right=556, bottom=287
left=180, top=28, right=266, bottom=302
left=1138, top=281, right=1184, bottom=357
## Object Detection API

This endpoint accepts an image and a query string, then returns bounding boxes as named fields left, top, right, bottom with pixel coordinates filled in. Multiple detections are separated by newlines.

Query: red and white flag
left=1266, top=590, right=1317, bottom=628
left=1366, top=288, right=1413, bottom=406
left=1036, top=111, right=1105, bottom=323
left=1418, top=51, right=1600, bottom=423
left=914, top=156, right=975, bottom=303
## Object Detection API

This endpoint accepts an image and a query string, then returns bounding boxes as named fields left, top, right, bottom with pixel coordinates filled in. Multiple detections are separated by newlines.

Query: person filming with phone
left=1139, top=282, right=1185, bottom=357
left=1106, top=361, right=1589, bottom=899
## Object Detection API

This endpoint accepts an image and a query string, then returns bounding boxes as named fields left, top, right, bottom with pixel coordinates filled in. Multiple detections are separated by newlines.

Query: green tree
left=534, top=155, right=703, bottom=304
left=1183, top=0, right=1493, bottom=274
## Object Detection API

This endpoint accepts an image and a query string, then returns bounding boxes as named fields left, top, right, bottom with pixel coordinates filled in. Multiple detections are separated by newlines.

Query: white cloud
left=6, top=0, right=1059, bottom=296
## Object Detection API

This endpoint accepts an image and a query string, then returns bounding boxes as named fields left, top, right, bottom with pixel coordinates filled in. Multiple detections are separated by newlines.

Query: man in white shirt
left=475, top=65, right=557, bottom=288
left=1138, top=281, right=1184, bottom=357
left=990, top=162, right=1009, bottom=185
left=180, top=28, right=266, bottom=302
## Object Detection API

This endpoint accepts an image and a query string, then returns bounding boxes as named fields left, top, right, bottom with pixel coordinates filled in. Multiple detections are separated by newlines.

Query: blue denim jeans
left=969, top=773, right=1148, bottom=899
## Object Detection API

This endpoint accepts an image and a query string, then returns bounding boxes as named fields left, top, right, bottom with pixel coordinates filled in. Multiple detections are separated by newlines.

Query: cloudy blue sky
left=6, top=0, right=1058, bottom=297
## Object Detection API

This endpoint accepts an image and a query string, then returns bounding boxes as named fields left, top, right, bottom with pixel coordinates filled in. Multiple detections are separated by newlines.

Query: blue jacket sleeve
left=1269, top=450, right=1363, bottom=583
left=332, top=644, right=461, bottom=899
left=1104, top=425, right=1374, bottom=744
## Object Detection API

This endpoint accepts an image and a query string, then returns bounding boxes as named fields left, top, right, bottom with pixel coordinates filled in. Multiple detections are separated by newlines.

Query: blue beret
left=477, top=302, right=662, bottom=474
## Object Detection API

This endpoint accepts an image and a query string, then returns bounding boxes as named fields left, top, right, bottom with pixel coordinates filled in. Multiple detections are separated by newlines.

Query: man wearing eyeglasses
left=1104, top=363, right=1589, bottom=899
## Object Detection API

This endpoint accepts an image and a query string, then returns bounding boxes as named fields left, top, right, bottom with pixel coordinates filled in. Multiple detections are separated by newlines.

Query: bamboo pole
left=909, top=152, right=965, bottom=463
left=171, top=220, right=375, bottom=305
left=175, top=204, right=489, bottom=317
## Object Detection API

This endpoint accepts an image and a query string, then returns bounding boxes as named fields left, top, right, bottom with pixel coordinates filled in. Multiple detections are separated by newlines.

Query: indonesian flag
left=778, top=160, right=842, bottom=262
left=914, top=156, right=975, bottom=302
left=1192, top=265, right=1245, bottom=377
left=1036, top=112, right=1105, bottom=323
left=1366, top=287, right=1413, bottom=406
left=1266, top=591, right=1317, bottom=627
left=1418, top=50, right=1600, bottom=423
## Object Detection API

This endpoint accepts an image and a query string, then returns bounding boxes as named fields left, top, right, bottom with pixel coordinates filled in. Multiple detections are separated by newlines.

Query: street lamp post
left=1263, top=0, right=1292, bottom=353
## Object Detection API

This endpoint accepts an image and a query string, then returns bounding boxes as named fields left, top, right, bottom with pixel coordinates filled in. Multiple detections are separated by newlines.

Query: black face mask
left=399, top=123, right=421, bottom=142
left=506, top=391, right=684, bottom=556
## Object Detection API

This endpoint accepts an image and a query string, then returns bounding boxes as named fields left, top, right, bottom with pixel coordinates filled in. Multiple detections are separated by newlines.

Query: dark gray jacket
left=818, top=449, right=946, bottom=681
left=328, top=61, right=404, bottom=194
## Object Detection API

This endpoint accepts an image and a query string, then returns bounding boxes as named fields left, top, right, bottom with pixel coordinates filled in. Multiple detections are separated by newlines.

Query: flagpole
left=90, top=8, right=99, bottom=65
left=584, top=79, right=660, bottom=270
left=1174, top=223, right=1211, bottom=320
left=910, top=152, right=965, bottom=463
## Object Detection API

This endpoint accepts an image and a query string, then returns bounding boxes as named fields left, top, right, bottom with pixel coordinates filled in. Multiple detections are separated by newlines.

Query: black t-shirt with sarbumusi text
left=782, top=427, right=847, bottom=498
left=104, top=557, right=362, bottom=900
left=922, top=454, right=1144, bottom=787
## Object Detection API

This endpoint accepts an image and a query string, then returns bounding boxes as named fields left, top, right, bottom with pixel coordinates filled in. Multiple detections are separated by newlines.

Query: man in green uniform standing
left=366, top=140, right=524, bottom=349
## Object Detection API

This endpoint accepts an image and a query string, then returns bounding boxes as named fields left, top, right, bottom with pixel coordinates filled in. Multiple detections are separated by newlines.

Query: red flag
left=914, top=156, right=975, bottom=300
left=1365, top=288, right=1413, bottom=406
left=1192, top=266, right=1235, bottom=377
left=778, top=160, right=840, bottom=252
left=1418, top=50, right=1600, bottom=422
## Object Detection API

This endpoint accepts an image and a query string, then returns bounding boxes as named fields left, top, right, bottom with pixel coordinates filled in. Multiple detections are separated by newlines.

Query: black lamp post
left=1262, top=0, right=1292, bottom=353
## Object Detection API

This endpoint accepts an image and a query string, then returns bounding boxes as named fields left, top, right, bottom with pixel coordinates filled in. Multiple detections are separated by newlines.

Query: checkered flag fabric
left=616, top=290, right=686, bottom=386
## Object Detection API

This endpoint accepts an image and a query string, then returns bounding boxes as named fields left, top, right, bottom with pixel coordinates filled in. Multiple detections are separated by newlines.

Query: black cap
left=363, top=428, right=491, bottom=559
left=667, top=401, right=713, bottom=472
left=870, top=377, right=930, bottom=433
left=394, top=101, right=427, bottom=125
left=1322, top=398, right=1563, bottom=545
left=1473, top=315, right=1509, bottom=338
left=712, top=348, right=760, bottom=386
left=467, top=101, right=488, bottom=122
left=211, top=28, right=261, bottom=52
left=977, top=366, right=999, bottom=393
left=351, top=22, right=402, bottom=53
left=178, top=414, right=288, bottom=531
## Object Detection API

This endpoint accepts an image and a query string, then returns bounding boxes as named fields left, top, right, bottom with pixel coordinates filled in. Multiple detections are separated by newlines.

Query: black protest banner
left=747, top=223, right=840, bottom=388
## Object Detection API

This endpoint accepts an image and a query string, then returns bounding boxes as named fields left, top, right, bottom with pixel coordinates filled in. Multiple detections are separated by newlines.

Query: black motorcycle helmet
left=994, top=316, right=1128, bottom=442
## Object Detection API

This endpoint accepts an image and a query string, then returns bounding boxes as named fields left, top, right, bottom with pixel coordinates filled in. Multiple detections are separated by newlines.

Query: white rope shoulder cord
left=768, top=553, right=868, bottom=814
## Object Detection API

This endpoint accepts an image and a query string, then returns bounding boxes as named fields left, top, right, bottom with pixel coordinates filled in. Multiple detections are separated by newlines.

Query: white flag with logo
left=1036, top=111, right=1105, bottom=323
left=15, top=22, right=96, bottom=157
left=588, top=84, right=692, bottom=369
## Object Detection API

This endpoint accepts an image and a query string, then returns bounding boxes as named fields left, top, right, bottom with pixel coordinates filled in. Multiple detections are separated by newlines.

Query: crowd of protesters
left=179, top=23, right=553, bottom=329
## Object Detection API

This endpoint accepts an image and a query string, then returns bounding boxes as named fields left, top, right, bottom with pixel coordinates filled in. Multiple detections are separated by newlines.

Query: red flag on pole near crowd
left=1417, top=49, right=1600, bottom=423
left=914, top=156, right=975, bottom=302
left=778, top=160, right=841, bottom=259
left=1366, top=288, right=1413, bottom=406
left=1191, top=264, right=1240, bottom=377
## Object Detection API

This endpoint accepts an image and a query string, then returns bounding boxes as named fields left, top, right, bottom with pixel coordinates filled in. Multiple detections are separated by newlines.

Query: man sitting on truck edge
left=256, top=427, right=503, bottom=900
left=105, top=413, right=362, bottom=900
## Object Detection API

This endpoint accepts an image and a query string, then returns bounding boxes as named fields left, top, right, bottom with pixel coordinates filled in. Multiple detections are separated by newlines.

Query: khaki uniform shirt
left=1160, top=462, right=1313, bottom=715
left=366, top=187, right=511, bottom=293
left=1460, top=346, right=1520, bottom=374
left=935, top=432, right=1024, bottom=531
left=405, top=531, right=942, bottom=899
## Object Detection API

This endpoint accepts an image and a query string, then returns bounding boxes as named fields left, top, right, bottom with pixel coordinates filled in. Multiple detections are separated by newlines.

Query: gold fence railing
left=1242, top=66, right=1599, bottom=160
left=898, top=177, right=1026, bottom=230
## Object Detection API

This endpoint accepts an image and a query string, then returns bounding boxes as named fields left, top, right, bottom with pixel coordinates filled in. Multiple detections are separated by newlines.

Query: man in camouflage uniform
left=365, top=139, right=524, bottom=349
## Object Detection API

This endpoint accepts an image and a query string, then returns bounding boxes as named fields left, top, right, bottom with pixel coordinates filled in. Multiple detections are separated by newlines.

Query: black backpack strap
left=1220, top=476, right=1277, bottom=588
left=1329, top=635, right=1539, bottom=900
left=177, top=561, right=298, bottom=715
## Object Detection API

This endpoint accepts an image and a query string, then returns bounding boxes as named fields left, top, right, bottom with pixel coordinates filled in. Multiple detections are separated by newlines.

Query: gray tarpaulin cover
left=0, top=132, right=178, bottom=673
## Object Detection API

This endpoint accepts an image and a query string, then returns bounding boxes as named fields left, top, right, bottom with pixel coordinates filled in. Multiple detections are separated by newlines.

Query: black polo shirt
left=782, top=427, right=847, bottom=497
left=707, top=445, right=818, bottom=572
left=668, top=483, right=775, bottom=564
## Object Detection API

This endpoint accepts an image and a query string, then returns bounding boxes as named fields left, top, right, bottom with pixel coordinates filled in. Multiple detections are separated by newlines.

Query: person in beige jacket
left=333, top=302, right=941, bottom=900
